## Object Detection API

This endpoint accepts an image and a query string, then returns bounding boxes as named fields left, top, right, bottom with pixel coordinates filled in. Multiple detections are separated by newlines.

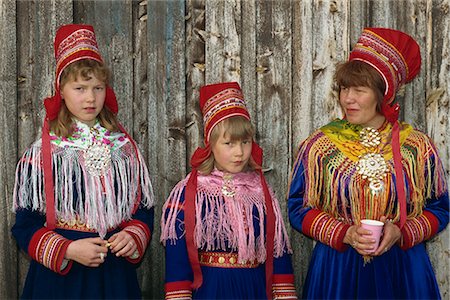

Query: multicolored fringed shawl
left=13, top=120, right=154, bottom=238
left=160, top=169, right=292, bottom=264
left=292, top=119, right=447, bottom=225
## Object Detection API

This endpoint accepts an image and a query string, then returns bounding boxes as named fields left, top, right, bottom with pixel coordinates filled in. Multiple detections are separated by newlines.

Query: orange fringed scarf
left=292, top=119, right=447, bottom=225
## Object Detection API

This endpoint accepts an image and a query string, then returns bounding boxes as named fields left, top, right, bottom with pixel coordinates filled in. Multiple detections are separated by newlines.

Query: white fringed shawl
left=13, top=122, right=154, bottom=238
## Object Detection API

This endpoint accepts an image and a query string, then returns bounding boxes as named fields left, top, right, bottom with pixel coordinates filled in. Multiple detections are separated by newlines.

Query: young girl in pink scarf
left=161, top=82, right=297, bottom=300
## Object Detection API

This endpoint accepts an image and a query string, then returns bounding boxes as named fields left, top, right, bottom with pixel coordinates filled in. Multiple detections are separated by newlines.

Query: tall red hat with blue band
left=349, top=28, right=422, bottom=228
left=42, top=24, right=137, bottom=231
left=185, top=82, right=275, bottom=299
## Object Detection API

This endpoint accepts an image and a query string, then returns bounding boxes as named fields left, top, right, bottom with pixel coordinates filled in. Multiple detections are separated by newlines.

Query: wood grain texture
left=0, top=1, right=18, bottom=298
left=2, top=1, right=449, bottom=299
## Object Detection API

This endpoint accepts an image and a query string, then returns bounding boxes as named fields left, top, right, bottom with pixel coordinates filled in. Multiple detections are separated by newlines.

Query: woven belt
left=56, top=217, right=97, bottom=232
left=198, top=251, right=259, bottom=268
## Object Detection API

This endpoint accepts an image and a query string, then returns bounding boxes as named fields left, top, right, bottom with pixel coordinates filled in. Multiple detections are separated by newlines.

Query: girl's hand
left=373, top=216, right=401, bottom=256
left=107, top=230, right=137, bottom=258
left=65, top=237, right=108, bottom=267
left=344, top=224, right=377, bottom=255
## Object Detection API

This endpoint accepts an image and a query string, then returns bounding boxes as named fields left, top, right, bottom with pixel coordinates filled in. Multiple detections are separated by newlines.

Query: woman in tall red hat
left=160, top=82, right=297, bottom=299
left=288, top=28, right=449, bottom=299
left=11, top=24, right=154, bottom=299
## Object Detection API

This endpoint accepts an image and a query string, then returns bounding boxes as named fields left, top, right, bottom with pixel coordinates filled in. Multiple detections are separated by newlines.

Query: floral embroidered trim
left=50, top=119, right=127, bottom=151
left=28, top=228, right=73, bottom=274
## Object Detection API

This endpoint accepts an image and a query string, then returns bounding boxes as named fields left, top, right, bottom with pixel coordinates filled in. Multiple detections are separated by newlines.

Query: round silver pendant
left=357, top=152, right=388, bottom=192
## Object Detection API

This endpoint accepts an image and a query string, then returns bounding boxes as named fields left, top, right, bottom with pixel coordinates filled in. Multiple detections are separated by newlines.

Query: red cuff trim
left=165, top=281, right=192, bottom=299
left=28, top=228, right=73, bottom=274
left=272, top=274, right=297, bottom=299
left=121, top=219, right=151, bottom=264
left=400, top=211, right=440, bottom=250
left=423, top=211, right=439, bottom=236
left=302, top=209, right=350, bottom=252
left=273, top=274, right=295, bottom=284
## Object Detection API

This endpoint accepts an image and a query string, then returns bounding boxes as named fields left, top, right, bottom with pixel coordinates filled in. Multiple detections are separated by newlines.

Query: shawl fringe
left=292, top=122, right=447, bottom=224
left=13, top=139, right=154, bottom=238
left=160, top=172, right=292, bottom=263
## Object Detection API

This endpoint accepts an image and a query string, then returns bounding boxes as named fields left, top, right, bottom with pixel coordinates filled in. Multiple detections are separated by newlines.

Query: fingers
left=107, top=231, right=137, bottom=257
left=115, top=240, right=137, bottom=257
left=351, top=232, right=377, bottom=255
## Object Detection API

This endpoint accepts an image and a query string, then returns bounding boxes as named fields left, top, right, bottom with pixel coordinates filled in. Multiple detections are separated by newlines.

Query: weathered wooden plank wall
left=0, top=0, right=448, bottom=299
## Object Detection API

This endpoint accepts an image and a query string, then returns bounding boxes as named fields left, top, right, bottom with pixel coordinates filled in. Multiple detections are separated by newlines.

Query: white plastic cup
left=360, top=219, right=384, bottom=253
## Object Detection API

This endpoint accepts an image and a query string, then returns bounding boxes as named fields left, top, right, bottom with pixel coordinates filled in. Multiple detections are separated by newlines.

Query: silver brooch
left=84, top=141, right=111, bottom=176
left=221, top=173, right=236, bottom=197
left=357, top=127, right=388, bottom=193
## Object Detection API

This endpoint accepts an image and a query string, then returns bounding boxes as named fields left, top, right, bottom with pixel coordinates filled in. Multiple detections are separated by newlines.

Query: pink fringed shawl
left=161, top=169, right=292, bottom=264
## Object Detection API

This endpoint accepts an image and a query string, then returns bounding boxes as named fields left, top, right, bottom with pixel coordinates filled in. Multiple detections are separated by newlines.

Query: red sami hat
left=200, top=82, right=251, bottom=143
left=349, top=27, right=421, bottom=122
left=44, top=24, right=118, bottom=120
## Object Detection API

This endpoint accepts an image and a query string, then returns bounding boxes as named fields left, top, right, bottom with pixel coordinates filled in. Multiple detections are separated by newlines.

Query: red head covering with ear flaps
left=185, top=82, right=275, bottom=299
left=349, top=28, right=422, bottom=228
left=43, top=24, right=118, bottom=120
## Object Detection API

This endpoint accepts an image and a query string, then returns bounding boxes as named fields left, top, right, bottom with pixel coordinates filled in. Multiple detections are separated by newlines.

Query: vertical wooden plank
left=240, top=1, right=257, bottom=120
left=130, top=0, right=155, bottom=296
left=132, top=0, right=150, bottom=151
left=0, top=0, right=18, bottom=298
left=426, top=0, right=450, bottom=297
left=147, top=1, right=186, bottom=298
left=15, top=0, right=73, bottom=293
left=254, top=0, right=291, bottom=222
left=185, top=0, right=206, bottom=161
left=205, top=0, right=242, bottom=84
left=74, top=0, right=134, bottom=131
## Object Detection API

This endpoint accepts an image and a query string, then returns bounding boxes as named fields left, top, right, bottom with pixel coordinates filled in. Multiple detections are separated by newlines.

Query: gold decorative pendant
left=221, top=173, right=236, bottom=197
left=84, top=141, right=111, bottom=176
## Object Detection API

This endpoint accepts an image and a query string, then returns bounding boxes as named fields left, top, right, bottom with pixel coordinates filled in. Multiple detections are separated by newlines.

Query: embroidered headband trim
left=202, top=87, right=250, bottom=141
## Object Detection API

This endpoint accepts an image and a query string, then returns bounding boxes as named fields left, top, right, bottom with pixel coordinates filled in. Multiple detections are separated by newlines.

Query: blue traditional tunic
left=12, top=120, right=154, bottom=299
left=288, top=119, right=449, bottom=299
left=161, top=169, right=297, bottom=299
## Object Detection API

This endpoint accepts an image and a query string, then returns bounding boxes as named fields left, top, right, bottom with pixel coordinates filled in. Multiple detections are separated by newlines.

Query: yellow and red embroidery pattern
left=34, top=231, right=68, bottom=272
left=309, top=211, right=347, bottom=249
left=272, top=282, right=297, bottom=299
left=198, top=251, right=259, bottom=268
left=165, top=289, right=192, bottom=300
